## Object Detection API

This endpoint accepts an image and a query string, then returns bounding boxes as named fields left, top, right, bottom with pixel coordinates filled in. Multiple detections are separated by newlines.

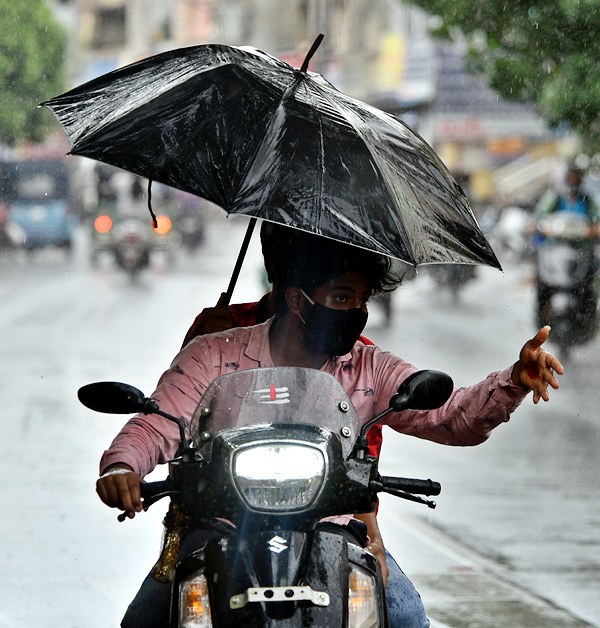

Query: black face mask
left=299, top=289, right=368, bottom=356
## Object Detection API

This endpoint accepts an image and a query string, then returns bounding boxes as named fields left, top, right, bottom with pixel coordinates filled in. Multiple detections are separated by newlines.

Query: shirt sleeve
left=99, top=338, right=216, bottom=477
left=373, top=350, right=529, bottom=446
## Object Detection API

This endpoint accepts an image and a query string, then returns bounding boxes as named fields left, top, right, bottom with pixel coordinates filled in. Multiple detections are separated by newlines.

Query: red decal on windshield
left=270, top=384, right=277, bottom=401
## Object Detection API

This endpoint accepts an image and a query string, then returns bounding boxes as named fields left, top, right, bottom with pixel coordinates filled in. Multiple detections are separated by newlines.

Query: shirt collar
left=245, top=317, right=275, bottom=366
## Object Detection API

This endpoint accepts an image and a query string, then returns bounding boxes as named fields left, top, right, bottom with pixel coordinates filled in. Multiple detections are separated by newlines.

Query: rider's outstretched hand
left=511, top=326, right=564, bottom=404
left=96, top=463, right=143, bottom=518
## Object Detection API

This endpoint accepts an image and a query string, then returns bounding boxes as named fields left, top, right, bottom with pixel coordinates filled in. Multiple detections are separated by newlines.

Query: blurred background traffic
left=2, top=1, right=599, bottom=293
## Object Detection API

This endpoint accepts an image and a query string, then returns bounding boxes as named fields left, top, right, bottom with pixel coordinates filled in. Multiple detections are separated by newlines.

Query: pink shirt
left=100, top=318, right=528, bottom=477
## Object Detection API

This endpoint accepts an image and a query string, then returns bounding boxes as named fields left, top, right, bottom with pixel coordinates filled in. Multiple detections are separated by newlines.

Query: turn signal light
left=179, top=573, right=213, bottom=628
left=348, top=565, right=380, bottom=627
left=154, top=215, right=172, bottom=234
left=94, top=214, right=112, bottom=233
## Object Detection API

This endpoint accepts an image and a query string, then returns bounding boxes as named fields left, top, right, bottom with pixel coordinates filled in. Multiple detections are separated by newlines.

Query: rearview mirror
left=390, top=370, right=454, bottom=413
left=358, top=369, right=454, bottom=444
left=78, top=381, right=189, bottom=452
left=78, top=381, right=157, bottom=415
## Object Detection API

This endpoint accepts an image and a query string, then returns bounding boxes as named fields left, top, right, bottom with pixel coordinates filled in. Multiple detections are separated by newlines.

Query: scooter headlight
left=179, top=572, right=212, bottom=628
left=232, top=443, right=325, bottom=512
left=348, top=565, right=380, bottom=628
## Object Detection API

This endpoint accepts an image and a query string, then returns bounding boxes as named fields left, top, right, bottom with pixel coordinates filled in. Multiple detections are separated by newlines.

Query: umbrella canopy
left=42, top=40, right=500, bottom=270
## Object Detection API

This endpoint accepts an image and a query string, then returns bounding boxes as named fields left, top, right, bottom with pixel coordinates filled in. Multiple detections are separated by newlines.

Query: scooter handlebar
left=379, top=476, right=441, bottom=496
left=117, top=479, right=177, bottom=522
left=140, top=479, right=174, bottom=500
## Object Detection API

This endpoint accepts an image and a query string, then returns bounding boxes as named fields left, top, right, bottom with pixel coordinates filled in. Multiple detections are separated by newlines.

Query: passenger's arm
left=182, top=292, right=234, bottom=347
left=356, top=511, right=389, bottom=586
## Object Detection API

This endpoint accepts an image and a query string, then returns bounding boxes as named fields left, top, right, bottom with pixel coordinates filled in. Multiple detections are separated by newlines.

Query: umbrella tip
left=300, top=34, right=324, bottom=73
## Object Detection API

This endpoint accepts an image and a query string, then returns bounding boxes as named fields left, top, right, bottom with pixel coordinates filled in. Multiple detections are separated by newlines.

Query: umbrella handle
left=223, top=217, right=258, bottom=307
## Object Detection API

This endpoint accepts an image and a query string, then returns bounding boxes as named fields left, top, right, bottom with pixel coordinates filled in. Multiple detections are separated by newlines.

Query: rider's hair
left=260, top=221, right=298, bottom=284
left=273, top=230, right=403, bottom=314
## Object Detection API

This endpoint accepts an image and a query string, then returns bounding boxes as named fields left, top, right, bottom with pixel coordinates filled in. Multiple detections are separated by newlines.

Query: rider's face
left=309, top=270, right=372, bottom=312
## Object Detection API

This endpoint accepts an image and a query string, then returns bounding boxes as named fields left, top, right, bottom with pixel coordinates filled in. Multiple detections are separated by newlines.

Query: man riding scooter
left=97, top=230, right=562, bottom=628
left=534, top=165, right=600, bottom=355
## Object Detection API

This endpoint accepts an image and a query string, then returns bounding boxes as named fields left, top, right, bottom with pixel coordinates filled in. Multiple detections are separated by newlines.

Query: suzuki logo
left=268, top=535, right=288, bottom=554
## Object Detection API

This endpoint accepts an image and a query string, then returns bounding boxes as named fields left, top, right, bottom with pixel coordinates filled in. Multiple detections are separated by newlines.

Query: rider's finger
left=536, top=373, right=551, bottom=401
left=115, top=476, right=137, bottom=516
left=547, top=354, right=564, bottom=375
left=533, top=325, right=551, bottom=348
left=100, top=478, right=123, bottom=509
left=540, top=354, right=562, bottom=389
left=216, top=291, right=229, bottom=307
left=96, top=479, right=110, bottom=505
left=128, top=476, right=142, bottom=512
left=542, top=367, right=560, bottom=390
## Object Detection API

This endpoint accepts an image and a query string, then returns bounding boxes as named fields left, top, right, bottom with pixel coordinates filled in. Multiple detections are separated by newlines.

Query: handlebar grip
left=140, top=479, right=172, bottom=500
left=118, top=479, right=175, bottom=522
left=380, top=476, right=441, bottom=496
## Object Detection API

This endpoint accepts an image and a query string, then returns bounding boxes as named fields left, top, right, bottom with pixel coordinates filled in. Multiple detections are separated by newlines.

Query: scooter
left=534, top=212, right=598, bottom=361
left=79, top=366, right=452, bottom=627
left=113, top=218, right=152, bottom=279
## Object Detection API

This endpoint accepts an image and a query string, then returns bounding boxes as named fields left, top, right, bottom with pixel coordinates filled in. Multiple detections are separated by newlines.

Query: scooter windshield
left=190, top=367, right=360, bottom=457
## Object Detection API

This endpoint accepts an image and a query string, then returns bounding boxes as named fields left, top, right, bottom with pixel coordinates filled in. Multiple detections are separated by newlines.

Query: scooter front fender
left=171, top=528, right=387, bottom=627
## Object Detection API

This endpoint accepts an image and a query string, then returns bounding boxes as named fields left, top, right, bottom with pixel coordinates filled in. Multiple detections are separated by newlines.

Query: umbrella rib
left=314, top=85, right=418, bottom=263
left=229, top=72, right=306, bottom=211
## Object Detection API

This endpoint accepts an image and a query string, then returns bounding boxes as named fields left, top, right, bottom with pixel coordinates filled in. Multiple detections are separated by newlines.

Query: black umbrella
left=42, top=36, right=500, bottom=301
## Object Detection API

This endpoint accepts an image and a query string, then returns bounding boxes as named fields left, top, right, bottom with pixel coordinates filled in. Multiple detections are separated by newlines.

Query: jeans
left=385, top=550, right=429, bottom=628
left=121, top=530, right=429, bottom=628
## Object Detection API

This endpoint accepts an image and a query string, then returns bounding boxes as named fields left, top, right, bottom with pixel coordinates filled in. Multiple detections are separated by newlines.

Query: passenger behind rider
left=97, top=231, right=563, bottom=628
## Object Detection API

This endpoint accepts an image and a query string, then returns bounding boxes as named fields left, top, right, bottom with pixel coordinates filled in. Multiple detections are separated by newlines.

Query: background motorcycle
left=112, top=218, right=153, bottom=279
left=534, top=211, right=598, bottom=361
left=79, top=366, right=452, bottom=628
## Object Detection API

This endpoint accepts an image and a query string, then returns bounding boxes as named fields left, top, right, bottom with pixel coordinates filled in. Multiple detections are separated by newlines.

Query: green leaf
left=0, top=0, right=67, bottom=145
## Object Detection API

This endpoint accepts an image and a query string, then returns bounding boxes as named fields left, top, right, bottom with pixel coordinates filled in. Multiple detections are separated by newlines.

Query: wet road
left=0, top=216, right=598, bottom=627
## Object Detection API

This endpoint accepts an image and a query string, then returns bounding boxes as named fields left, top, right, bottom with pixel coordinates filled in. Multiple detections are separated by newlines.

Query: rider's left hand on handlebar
left=511, top=326, right=564, bottom=404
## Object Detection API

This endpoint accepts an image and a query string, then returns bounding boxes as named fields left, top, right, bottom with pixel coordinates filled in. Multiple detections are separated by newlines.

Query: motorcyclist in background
left=534, top=165, right=600, bottom=328
left=536, top=166, right=600, bottom=225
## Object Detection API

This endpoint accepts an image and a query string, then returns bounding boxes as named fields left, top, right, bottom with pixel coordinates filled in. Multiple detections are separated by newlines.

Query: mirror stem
left=359, top=406, right=393, bottom=439
left=144, top=401, right=189, bottom=453
left=354, top=406, right=394, bottom=458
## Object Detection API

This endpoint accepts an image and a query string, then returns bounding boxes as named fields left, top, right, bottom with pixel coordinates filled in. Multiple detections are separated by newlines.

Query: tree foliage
left=0, top=0, right=67, bottom=145
left=409, top=0, right=600, bottom=151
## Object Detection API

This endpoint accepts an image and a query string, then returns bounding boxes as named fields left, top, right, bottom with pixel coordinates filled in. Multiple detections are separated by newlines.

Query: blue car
left=0, top=160, right=76, bottom=251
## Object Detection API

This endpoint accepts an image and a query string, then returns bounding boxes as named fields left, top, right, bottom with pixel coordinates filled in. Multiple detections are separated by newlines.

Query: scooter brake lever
left=117, top=490, right=178, bottom=522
